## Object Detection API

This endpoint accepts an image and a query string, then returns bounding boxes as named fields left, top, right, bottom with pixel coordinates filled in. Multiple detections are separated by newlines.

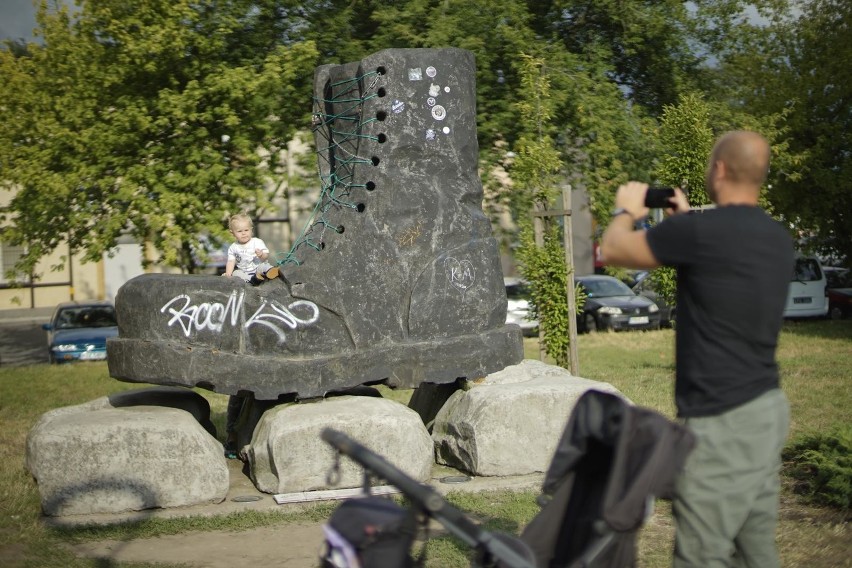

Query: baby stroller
left=320, top=389, right=696, bottom=568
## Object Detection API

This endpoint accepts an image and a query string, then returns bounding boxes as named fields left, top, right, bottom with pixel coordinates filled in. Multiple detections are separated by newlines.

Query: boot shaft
left=285, top=48, right=504, bottom=346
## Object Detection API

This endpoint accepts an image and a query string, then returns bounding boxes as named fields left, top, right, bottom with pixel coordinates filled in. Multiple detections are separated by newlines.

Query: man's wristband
left=611, top=207, right=637, bottom=221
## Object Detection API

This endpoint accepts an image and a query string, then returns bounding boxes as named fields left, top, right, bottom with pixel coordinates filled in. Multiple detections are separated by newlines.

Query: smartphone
left=645, top=187, right=675, bottom=209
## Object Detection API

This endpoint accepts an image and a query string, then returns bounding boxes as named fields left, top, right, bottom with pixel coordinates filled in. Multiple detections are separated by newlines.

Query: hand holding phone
left=645, top=187, right=675, bottom=209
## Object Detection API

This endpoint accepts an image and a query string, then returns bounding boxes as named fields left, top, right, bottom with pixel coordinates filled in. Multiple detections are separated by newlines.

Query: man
left=601, top=131, right=794, bottom=567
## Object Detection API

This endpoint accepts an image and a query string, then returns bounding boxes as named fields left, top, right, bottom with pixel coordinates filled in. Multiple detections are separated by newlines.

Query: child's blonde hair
left=228, top=212, right=253, bottom=231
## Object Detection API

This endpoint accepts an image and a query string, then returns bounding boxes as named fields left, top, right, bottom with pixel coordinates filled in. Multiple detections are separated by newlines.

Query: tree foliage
left=1, top=0, right=847, bottom=279
left=646, top=94, right=715, bottom=310
left=510, top=54, right=580, bottom=369
left=0, top=0, right=317, bottom=274
left=655, top=93, right=715, bottom=206
left=516, top=226, right=579, bottom=369
left=760, top=0, right=851, bottom=263
left=693, top=0, right=849, bottom=263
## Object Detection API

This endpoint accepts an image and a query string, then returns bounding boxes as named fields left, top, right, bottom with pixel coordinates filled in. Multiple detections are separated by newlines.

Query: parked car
left=631, top=272, right=675, bottom=328
left=825, top=267, right=852, bottom=320
left=576, top=275, right=661, bottom=332
left=504, top=277, right=539, bottom=336
left=43, top=301, right=119, bottom=363
left=783, top=256, right=829, bottom=319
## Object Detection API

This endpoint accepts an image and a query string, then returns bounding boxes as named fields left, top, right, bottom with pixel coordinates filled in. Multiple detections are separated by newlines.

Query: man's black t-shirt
left=646, top=205, right=794, bottom=418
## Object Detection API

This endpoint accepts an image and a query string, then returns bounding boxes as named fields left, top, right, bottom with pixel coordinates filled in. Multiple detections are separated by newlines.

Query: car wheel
left=830, top=305, right=843, bottom=320
left=584, top=313, right=598, bottom=333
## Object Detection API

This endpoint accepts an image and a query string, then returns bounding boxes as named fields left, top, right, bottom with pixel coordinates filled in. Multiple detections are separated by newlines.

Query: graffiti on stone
left=161, top=290, right=319, bottom=344
left=445, top=257, right=475, bottom=293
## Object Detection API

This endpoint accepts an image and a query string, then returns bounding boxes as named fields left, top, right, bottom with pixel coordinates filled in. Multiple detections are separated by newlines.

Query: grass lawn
left=0, top=319, right=849, bottom=567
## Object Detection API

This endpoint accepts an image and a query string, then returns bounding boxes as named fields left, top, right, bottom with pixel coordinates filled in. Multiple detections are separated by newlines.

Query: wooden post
left=530, top=187, right=580, bottom=374
left=532, top=203, right=547, bottom=361
left=562, top=186, right=579, bottom=376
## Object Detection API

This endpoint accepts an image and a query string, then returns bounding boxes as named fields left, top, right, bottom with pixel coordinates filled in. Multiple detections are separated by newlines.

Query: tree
left=511, top=54, right=578, bottom=368
left=655, top=93, right=715, bottom=206
left=760, top=0, right=852, bottom=264
left=647, top=93, right=715, bottom=309
left=530, top=0, right=706, bottom=114
left=0, top=0, right=318, bottom=276
left=694, top=0, right=847, bottom=263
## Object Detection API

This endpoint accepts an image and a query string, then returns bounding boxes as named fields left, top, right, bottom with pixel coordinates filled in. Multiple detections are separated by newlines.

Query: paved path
left=69, top=523, right=326, bottom=568
left=0, top=318, right=49, bottom=367
left=59, top=458, right=543, bottom=567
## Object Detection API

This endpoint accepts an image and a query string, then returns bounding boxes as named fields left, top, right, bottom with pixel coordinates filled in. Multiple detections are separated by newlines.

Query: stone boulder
left=27, top=402, right=228, bottom=516
left=432, top=359, right=625, bottom=476
left=247, top=396, right=433, bottom=494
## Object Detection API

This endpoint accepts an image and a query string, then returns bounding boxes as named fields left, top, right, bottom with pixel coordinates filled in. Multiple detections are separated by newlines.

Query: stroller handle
left=321, top=427, right=537, bottom=568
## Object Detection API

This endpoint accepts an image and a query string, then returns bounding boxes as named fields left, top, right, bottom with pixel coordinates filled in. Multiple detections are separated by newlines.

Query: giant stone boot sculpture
left=108, top=48, right=523, bottom=400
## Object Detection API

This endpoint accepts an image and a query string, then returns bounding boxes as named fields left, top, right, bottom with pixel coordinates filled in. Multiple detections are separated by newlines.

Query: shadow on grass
left=44, top=478, right=163, bottom=567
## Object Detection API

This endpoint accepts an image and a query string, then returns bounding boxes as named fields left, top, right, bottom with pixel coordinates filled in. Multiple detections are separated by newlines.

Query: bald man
left=601, top=131, right=794, bottom=567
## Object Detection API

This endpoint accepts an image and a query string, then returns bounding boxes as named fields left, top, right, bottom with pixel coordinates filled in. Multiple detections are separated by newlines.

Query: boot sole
left=107, top=325, right=524, bottom=400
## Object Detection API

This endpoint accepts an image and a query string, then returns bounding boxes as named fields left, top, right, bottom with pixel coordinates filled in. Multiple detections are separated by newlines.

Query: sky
left=0, top=0, right=75, bottom=42
left=0, top=0, right=41, bottom=42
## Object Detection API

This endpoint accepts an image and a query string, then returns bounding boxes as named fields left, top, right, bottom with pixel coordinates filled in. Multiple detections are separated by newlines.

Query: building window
left=0, top=243, right=29, bottom=285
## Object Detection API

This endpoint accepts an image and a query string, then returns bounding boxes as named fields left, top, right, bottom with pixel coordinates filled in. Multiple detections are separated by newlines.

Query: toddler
left=223, top=213, right=278, bottom=284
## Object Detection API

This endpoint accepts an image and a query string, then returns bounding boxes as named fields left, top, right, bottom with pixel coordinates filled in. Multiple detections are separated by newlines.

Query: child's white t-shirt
left=228, top=238, right=269, bottom=273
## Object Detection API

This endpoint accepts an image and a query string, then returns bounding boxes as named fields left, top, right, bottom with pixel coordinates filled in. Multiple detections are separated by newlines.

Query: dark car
left=825, top=267, right=852, bottom=320
left=576, top=275, right=661, bottom=332
left=632, top=272, right=675, bottom=327
left=42, top=301, right=119, bottom=363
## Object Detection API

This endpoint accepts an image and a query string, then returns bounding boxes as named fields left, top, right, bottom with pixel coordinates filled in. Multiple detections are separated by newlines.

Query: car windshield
left=55, top=306, right=117, bottom=329
left=792, top=258, right=823, bottom=282
left=580, top=278, right=634, bottom=298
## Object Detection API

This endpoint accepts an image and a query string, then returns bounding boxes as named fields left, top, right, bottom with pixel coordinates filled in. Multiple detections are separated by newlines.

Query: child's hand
left=255, top=248, right=264, bottom=259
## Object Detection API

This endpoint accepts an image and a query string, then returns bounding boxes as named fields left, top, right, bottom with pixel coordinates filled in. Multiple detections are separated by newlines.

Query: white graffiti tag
left=161, top=291, right=244, bottom=336
left=246, top=299, right=320, bottom=343
left=161, top=290, right=319, bottom=344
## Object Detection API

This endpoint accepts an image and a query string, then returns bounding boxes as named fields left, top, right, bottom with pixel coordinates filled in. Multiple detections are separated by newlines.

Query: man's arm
left=601, top=213, right=661, bottom=270
left=600, top=182, right=689, bottom=270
